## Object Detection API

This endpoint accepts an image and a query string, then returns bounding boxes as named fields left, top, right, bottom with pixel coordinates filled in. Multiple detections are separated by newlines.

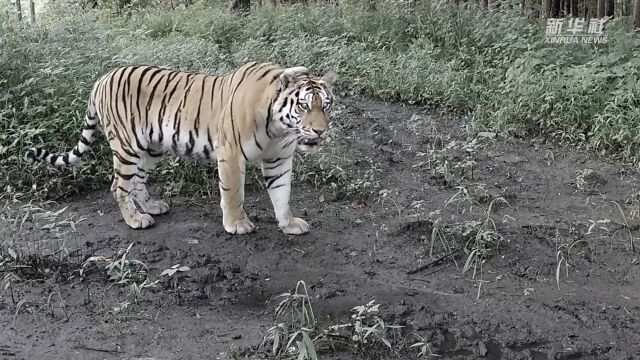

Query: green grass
left=1, top=0, right=638, bottom=198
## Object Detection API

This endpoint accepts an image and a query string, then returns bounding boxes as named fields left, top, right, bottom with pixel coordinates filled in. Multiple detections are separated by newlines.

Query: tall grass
left=1, top=0, right=638, bottom=197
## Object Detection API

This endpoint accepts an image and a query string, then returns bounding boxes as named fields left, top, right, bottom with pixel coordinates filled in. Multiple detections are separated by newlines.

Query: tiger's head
left=274, top=67, right=337, bottom=152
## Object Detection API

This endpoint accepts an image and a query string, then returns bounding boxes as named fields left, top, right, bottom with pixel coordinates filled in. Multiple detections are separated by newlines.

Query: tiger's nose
left=312, top=128, right=326, bottom=137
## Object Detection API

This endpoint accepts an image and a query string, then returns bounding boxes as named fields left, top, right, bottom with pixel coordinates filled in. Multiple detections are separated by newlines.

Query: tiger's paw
left=143, top=200, right=170, bottom=215
left=279, top=217, right=309, bottom=235
left=125, top=213, right=155, bottom=229
left=224, top=218, right=256, bottom=235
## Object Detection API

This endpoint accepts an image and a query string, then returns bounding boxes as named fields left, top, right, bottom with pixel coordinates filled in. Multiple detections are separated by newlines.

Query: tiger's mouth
left=298, top=138, right=321, bottom=146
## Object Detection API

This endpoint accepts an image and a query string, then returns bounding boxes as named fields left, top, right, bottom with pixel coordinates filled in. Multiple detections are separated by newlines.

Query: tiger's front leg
left=217, top=149, right=255, bottom=234
left=262, top=156, right=309, bottom=235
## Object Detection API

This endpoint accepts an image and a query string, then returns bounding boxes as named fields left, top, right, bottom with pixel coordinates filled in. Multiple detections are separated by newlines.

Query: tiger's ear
left=277, top=66, right=308, bottom=92
left=322, top=70, right=337, bottom=87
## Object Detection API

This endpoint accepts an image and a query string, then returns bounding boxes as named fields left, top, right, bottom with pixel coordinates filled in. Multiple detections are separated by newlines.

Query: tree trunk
left=570, top=0, right=578, bottom=15
left=552, top=0, right=560, bottom=17
left=564, top=0, right=570, bottom=15
left=583, top=0, right=589, bottom=17
left=28, top=0, right=34, bottom=22
left=597, top=0, right=605, bottom=17
left=15, top=0, right=22, bottom=21
left=532, top=0, right=539, bottom=17
left=546, top=0, right=552, bottom=16
left=605, top=0, right=614, bottom=15
left=230, top=0, right=251, bottom=12
left=634, top=0, right=640, bottom=28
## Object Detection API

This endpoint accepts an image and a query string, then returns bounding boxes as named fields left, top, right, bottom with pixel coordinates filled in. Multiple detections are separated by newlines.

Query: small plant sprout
left=574, top=169, right=593, bottom=191
left=160, top=264, right=191, bottom=277
left=325, top=299, right=403, bottom=351
left=410, top=333, right=438, bottom=358
left=554, top=232, right=587, bottom=291
left=161, top=264, right=191, bottom=293
left=352, top=300, right=386, bottom=347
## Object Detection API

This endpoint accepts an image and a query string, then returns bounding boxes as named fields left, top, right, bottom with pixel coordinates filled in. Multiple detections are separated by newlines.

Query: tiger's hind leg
left=111, top=154, right=154, bottom=229
left=109, top=147, right=174, bottom=228
left=133, top=153, right=170, bottom=216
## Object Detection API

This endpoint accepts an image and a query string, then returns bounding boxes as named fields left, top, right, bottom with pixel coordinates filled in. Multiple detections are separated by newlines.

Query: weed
left=574, top=169, right=593, bottom=192
left=554, top=232, right=587, bottom=291
left=427, top=218, right=458, bottom=267
left=260, top=280, right=318, bottom=359
left=0, top=193, right=85, bottom=297
left=354, top=300, right=399, bottom=348
left=625, top=191, right=640, bottom=221
left=461, top=198, right=509, bottom=288
left=260, top=282, right=410, bottom=358
left=323, top=299, right=404, bottom=354
left=409, top=333, right=438, bottom=358
left=552, top=217, right=615, bottom=290
left=103, top=300, right=132, bottom=325
left=295, top=151, right=381, bottom=200
left=2, top=272, right=21, bottom=305
left=128, top=278, right=159, bottom=303
left=611, top=200, right=635, bottom=252
left=81, top=242, right=157, bottom=302
left=104, top=243, right=149, bottom=285
left=460, top=221, right=502, bottom=279
left=13, top=298, right=38, bottom=326
left=44, top=284, right=69, bottom=321
left=160, top=263, right=190, bottom=300
left=274, top=281, right=316, bottom=328
left=160, top=263, right=191, bottom=277
left=445, top=186, right=477, bottom=213
left=421, top=199, right=509, bottom=298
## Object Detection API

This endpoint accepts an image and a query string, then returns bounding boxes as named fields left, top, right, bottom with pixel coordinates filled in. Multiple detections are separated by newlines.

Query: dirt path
left=2, top=98, right=640, bottom=359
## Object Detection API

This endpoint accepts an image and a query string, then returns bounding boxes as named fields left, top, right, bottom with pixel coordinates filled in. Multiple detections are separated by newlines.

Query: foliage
left=1, top=0, right=639, bottom=198
left=261, top=280, right=319, bottom=359
left=260, top=281, right=414, bottom=358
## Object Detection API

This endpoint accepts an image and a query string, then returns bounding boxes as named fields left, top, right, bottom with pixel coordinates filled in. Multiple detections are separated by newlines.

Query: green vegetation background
left=1, top=0, right=638, bottom=197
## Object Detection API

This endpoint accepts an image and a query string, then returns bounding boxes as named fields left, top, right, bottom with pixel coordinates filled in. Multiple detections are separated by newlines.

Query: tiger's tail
left=24, top=99, right=99, bottom=167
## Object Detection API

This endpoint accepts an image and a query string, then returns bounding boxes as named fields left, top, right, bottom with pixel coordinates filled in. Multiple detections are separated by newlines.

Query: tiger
left=25, top=61, right=337, bottom=235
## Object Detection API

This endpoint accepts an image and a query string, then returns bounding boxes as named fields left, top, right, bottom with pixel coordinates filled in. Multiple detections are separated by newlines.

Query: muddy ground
left=2, top=97, right=640, bottom=360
